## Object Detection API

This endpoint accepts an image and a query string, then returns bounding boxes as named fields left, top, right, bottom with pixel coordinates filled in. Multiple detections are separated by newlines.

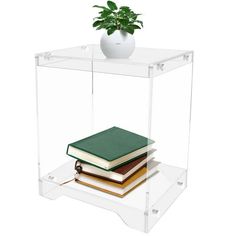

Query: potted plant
left=93, top=1, right=143, bottom=58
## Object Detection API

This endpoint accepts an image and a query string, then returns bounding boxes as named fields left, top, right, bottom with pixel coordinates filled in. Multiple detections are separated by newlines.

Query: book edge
left=68, top=127, right=155, bottom=161
left=67, top=145, right=153, bottom=170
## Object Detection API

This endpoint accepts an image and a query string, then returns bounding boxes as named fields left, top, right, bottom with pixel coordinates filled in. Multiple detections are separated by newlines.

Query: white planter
left=100, top=30, right=135, bottom=58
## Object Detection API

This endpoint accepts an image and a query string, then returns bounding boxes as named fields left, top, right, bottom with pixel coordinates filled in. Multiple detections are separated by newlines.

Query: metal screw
left=48, top=175, right=54, bottom=180
left=183, top=54, right=190, bottom=61
left=144, top=211, right=149, bottom=216
left=156, top=63, right=165, bottom=71
left=152, top=209, right=159, bottom=214
left=81, top=45, right=88, bottom=50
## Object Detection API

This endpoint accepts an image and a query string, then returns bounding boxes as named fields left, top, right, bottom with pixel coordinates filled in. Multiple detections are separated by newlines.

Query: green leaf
left=133, top=13, right=141, bottom=20
left=107, top=1, right=118, bottom=11
left=125, top=27, right=134, bottom=35
left=135, top=20, right=143, bottom=27
left=93, top=20, right=103, bottom=27
left=130, top=24, right=141, bottom=29
left=93, top=5, right=108, bottom=10
left=96, top=25, right=105, bottom=30
left=101, top=9, right=112, bottom=18
left=93, top=16, right=103, bottom=20
left=119, top=19, right=129, bottom=26
left=103, top=23, right=115, bottom=30
left=107, top=27, right=117, bottom=35
left=120, top=6, right=130, bottom=12
left=120, top=6, right=130, bottom=10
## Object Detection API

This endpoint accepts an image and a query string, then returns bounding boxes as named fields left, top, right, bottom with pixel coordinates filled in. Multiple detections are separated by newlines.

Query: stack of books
left=66, top=126, right=158, bottom=198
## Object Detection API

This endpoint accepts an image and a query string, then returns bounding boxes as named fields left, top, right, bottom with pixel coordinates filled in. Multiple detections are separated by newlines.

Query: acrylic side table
left=35, top=45, right=193, bottom=232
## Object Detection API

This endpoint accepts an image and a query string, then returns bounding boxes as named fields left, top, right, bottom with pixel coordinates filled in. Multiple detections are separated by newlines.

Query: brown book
left=76, top=149, right=156, bottom=183
left=75, top=160, right=159, bottom=198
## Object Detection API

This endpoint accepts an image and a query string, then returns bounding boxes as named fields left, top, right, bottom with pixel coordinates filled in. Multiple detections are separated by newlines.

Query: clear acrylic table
left=35, top=45, right=193, bottom=232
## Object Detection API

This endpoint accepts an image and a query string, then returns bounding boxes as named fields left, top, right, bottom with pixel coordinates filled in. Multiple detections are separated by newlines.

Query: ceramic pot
left=100, top=30, right=135, bottom=58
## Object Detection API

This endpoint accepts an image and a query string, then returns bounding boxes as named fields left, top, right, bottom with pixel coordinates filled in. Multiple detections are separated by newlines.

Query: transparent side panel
left=36, top=66, right=93, bottom=180
left=36, top=54, right=193, bottom=232
left=146, top=63, right=193, bottom=231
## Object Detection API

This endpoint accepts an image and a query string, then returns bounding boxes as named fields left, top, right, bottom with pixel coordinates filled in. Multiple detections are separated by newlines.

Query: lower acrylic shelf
left=40, top=161, right=187, bottom=232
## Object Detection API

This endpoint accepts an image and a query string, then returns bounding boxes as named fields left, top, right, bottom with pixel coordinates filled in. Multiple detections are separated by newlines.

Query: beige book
left=76, top=160, right=159, bottom=197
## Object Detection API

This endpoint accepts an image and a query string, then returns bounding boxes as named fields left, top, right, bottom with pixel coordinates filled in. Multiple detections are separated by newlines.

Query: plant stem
left=115, top=12, right=119, bottom=30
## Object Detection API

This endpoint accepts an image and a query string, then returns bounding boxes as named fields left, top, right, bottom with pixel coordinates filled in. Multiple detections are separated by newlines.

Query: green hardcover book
left=67, top=126, right=155, bottom=170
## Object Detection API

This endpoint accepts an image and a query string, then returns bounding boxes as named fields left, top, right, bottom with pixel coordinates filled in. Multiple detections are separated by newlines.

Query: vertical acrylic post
left=186, top=52, right=194, bottom=187
left=35, top=55, right=41, bottom=193
left=144, top=65, right=155, bottom=232
left=145, top=53, right=194, bottom=232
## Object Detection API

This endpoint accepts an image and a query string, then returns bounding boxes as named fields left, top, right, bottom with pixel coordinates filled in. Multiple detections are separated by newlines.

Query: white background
left=0, top=0, right=235, bottom=235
